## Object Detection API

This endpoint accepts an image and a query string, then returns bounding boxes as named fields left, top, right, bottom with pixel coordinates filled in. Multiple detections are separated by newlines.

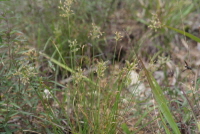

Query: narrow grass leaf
left=165, top=25, right=200, bottom=42
left=139, top=58, right=180, bottom=134
left=133, top=117, right=158, bottom=134
left=39, top=52, right=97, bottom=86
left=10, top=103, right=21, bottom=109
left=134, top=107, right=155, bottom=127
left=161, top=113, right=171, bottom=134
left=121, top=123, right=131, bottom=134
left=0, top=35, right=2, bottom=43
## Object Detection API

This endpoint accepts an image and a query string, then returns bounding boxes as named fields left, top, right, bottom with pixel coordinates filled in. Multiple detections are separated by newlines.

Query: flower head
left=89, top=23, right=103, bottom=39
left=148, top=14, right=164, bottom=31
left=58, top=0, right=75, bottom=17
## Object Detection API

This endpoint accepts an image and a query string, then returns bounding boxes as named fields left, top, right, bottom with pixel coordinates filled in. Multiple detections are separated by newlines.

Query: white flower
left=126, top=71, right=150, bottom=97
left=128, top=70, right=139, bottom=85
left=43, top=89, right=52, bottom=99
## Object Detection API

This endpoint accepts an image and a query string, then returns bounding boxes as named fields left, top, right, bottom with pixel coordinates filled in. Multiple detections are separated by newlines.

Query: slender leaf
left=161, top=113, right=171, bottom=134
left=39, top=52, right=97, bottom=86
left=121, top=123, right=131, bottom=134
left=165, top=25, right=200, bottom=42
left=0, top=35, right=2, bottom=44
left=139, top=57, right=181, bottom=134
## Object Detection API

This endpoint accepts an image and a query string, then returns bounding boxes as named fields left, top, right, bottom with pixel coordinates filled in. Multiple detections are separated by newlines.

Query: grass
left=1, top=0, right=200, bottom=133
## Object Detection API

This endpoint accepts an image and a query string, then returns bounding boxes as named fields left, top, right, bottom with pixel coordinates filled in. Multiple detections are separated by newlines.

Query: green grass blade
left=133, top=117, right=158, bottom=134
left=134, top=107, right=155, bottom=127
left=121, top=123, right=131, bottom=134
left=40, top=52, right=74, bottom=73
left=161, top=113, right=171, bottom=134
left=165, top=25, right=200, bottom=42
left=139, top=58, right=180, bottom=134
left=39, top=52, right=97, bottom=86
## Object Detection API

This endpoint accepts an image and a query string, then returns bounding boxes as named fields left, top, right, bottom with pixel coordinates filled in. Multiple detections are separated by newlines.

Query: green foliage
left=139, top=57, right=181, bottom=134
left=121, top=123, right=131, bottom=134
left=166, top=25, right=200, bottom=42
left=1, top=0, right=200, bottom=133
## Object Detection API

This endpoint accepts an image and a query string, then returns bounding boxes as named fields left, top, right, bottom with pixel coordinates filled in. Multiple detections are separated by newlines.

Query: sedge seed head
left=88, top=23, right=103, bottom=39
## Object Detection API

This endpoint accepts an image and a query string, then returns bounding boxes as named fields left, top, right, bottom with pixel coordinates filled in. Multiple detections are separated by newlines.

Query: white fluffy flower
left=43, top=89, right=52, bottom=99
left=126, top=71, right=150, bottom=96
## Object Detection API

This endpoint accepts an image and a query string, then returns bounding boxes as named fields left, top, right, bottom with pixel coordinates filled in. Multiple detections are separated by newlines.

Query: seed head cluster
left=89, top=23, right=103, bottom=39
left=148, top=14, right=163, bottom=31
left=58, top=0, right=75, bottom=17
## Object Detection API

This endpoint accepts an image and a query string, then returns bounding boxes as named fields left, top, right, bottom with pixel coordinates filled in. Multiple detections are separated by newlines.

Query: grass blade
left=139, top=57, right=181, bottom=134
left=165, top=25, right=200, bottom=42
left=39, top=52, right=97, bottom=86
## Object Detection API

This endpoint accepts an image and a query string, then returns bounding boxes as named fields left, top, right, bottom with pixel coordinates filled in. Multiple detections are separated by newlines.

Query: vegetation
left=1, top=0, right=200, bottom=133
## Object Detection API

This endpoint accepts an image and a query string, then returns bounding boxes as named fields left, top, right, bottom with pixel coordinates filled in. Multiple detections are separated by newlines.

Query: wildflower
left=157, top=54, right=170, bottom=65
left=125, top=60, right=137, bottom=71
left=96, top=61, right=107, bottom=78
left=127, top=70, right=139, bottom=86
left=114, top=31, right=123, bottom=41
left=68, top=39, right=80, bottom=53
left=43, top=89, right=53, bottom=99
left=58, top=0, right=75, bottom=17
left=22, top=48, right=37, bottom=60
left=13, top=62, right=37, bottom=85
left=89, top=23, right=103, bottom=39
left=73, top=67, right=86, bottom=84
left=148, top=14, right=164, bottom=31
